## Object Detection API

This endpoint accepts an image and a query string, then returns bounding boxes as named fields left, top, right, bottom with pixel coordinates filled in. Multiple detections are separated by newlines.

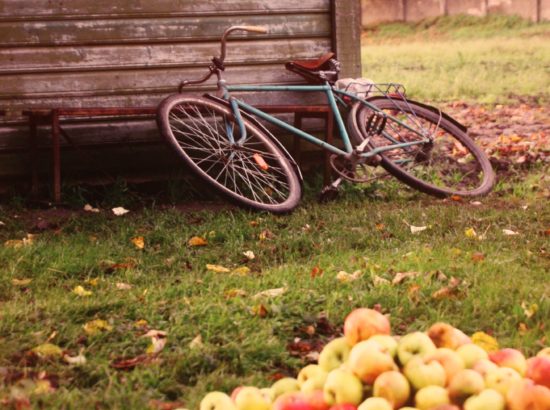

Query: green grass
left=362, top=16, right=550, bottom=103
left=0, top=172, right=549, bottom=408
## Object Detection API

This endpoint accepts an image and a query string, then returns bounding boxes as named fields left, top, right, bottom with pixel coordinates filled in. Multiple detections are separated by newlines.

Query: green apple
left=369, top=335, right=398, bottom=358
left=415, top=385, right=450, bottom=410
left=319, top=337, right=352, bottom=372
left=297, top=364, right=328, bottom=392
left=323, top=368, right=364, bottom=406
left=424, top=348, right=465, bottom=384
left=404, top=357, right=447, bottom=390
left=448, top=369, right=485, bottom=405
left=348, top=340, right=397, bottom=384
left=344, top=308, right=391, bottom=346
left=372, top=370, right=410, bottom=408
left=357, top=397, right=392, bottom=410
left=463, top=388, right=505, bottom=410
left=397, top=332, right=437, bottom=366
left=200, top=391, right=237, bottom=410
left=484, top=367, right=522, bottom=397
left=271, top=378, right=300, bottom=400
left=234, top=386, right=270, bottom=410
left=456, top=344, right=488, bottom=369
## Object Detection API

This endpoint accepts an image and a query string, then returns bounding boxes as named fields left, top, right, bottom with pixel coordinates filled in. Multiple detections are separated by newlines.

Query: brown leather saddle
left=285, top=52, right=340, bottom=84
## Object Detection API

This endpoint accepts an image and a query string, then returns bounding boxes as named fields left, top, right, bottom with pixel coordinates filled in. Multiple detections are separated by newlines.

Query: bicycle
left=157, top=26, right=495, bottom=213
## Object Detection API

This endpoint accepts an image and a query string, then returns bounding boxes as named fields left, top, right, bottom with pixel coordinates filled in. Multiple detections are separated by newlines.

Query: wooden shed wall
left=0, top=0, right=361, bottom=189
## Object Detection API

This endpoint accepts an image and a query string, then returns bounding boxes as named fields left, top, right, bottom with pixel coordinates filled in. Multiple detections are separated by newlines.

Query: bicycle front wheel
left=349, top=98, right=495, bottom=197
left=157, top=96, right=302, bottom=213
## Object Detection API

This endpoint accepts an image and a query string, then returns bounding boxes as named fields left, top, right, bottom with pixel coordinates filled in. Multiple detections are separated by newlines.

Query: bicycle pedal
left=318, top=185, right=340, bottom=203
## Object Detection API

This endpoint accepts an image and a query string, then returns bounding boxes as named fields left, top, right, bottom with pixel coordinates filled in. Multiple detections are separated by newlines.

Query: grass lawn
left=362, top=15, right=550, bottom=103
left=1, top=15, right=549, bottom=410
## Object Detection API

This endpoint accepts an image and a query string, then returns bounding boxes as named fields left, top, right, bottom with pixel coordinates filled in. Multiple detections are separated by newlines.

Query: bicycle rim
left=358, top=98, right=495, bottom=197
left=157, top=96, right=301, bottom=212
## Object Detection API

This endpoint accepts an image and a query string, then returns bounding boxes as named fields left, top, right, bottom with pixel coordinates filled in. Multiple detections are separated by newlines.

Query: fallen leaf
left=86, top=278, right=99, bottom=287
left=12, top=278, right=32, bottom=286
left=63, top=351, right=87, bottom=366
left=470, top=201, right=482, bottom=206
left=32, top=343, right=63, bottom=358
left=410, top=225, right=428, bottom=234
left=188, top=236, right=207, bottom=246
left=465, top=227, right=477, bottom=238
left=373, top=275, right=390, bottom=286
left=252, top=304, right=268, bottom=317
left=116, top=282, right=132, bottom=290
left=392, top=271, right=420, bottom=285
left=502, top=229, right=519, bottom=236
left=83, top=319, right=113, bottom=335
left=72, top=285, right=92, bottom=297
left=134, top=319, right=148, bottom=328
left=148, top=399, right=188, bottom=410
left=336, top=270, right=362, bottom=283
left=471, top=331, right=499, bottom=352
left=375, top=223, right=386, bottom=231
left=189, top=334, right=203, bottom=349
left=471, top=252, right=485, bottom=262
left=142, top=330, right=168, bottom=355
left=450, top=195, right=463, bottom=202
left=253, top=287, right=286, bottom=299
left=224, top=288, right=247, bottom=298
left=258, top=229, right=274, bottom=241
left=310, top=266, right=323, bottom=278
left=112, top=207, right=130, bottom=216
left=83, top=204, right=100, bottom=213
left=243, top=250, right=255, bottom=260
left=4, top=234, right=34, bottom=248
left=518, top=323, right=528, bottom=334
left=110, top=354, right=157, bottom=370
left=131, top=236, right=145, bottom=249
left=0, top=220, right=5, bottom=226
left=33, top=379, right=56, bottom=395
left=231, top=266, right=251, bottom=276
left=521, top=301, right=539, bottom=318
left=206, top=264, right=230, bottom=273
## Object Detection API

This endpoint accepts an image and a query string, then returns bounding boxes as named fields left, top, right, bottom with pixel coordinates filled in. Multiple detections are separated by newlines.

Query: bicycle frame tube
left=222, top=84, right=430, bottom=159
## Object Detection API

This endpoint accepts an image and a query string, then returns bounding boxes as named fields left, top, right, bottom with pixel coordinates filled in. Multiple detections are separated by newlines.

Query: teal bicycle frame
left=222, top=83, right=432, bottom=159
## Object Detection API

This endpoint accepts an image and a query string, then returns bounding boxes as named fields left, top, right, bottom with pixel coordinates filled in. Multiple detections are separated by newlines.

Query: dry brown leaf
left=12, top=278, right=32, bottom=286
left=224, top=288, right=247, bottom=298
left=392, top=271, right=420, bottom=285
left=310, top=266, right=323, bottom=278
left=258, top=229, right=274, bottom=241
left=116, top=282, right=132, bottom=290
left=471, top=252, right=485, bottom=262
left=373, top=275, right=390, bottom=286
left=253, top=287, right=286, bottom=299
left=336, top=270, right=362, bottom=283
left=189, top=334, right=203, bottom=349
left=148, top=399, right=188, bottom=410
left=252, top=304, right=268, bottom=318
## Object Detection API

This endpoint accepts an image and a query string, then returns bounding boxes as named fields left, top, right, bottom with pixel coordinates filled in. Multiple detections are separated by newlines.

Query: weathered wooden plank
left=0, top=65, right=321, bottom=100
left=0, top=39, right=332, bottom=74
left=0, top=0, right=330, bottom=20
left=333, top=0, right=362, bottom=78
left=0, top=14, right=330, bottom=46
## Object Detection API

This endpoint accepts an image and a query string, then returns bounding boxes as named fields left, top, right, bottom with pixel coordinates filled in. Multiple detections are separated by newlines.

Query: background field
left=0, top=15, right=549, bottom=410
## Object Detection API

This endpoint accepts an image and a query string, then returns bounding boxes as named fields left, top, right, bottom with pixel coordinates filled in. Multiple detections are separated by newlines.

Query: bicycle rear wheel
left=349, top=98, right=495, bottom=197
left=157, top=95, right=302, bottom=212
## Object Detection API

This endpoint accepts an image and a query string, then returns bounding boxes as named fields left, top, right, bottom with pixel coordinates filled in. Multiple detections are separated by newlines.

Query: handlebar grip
left=240, top=25, right=268, bottom=34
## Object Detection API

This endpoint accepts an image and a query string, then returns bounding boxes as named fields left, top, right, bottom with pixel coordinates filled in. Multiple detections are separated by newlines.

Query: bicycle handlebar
left=179, top=25, right=268, bottom=91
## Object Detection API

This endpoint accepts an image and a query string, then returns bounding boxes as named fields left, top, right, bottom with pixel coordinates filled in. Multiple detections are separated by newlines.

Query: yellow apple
left=373, top=370, right=410, bottom=409
left=484, top=367, right=522, bottom=397
left=457, top=344, right=488, bottom=368
left=447, top=369, right=485, bottom=405
left=415, top=385, right=450, bottom=410
left=424, top=348, right=465, bottom=384
left=272, top=378, right=300, bottom=400
left=463, top=388, right=505, bottom=410
left=358, top=397, right=393, bottom=410
left=397, top=332, right=437, bottom=366
left=348, top=340, right=397, bottom=384
left=318, top=337, right=352, bottom=372
left=404, top=357, right=446, bottom=390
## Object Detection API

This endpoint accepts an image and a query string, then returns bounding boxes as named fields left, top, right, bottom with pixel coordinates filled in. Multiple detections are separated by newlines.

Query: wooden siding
left=0, top=0, right=361, bottom=188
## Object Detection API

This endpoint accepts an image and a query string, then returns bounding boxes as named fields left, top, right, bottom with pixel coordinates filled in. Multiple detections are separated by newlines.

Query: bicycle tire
left=157, top=95, right=302, bottom=213
left=348, top=98, right=495, bottom=197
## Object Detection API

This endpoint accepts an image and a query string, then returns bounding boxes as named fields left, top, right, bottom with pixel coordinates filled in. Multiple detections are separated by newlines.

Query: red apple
left=303, top=390, right=330, bottom=410
left=526, top=356, right=550, bottom=388
left=329, top=404, right=357, bottom=410
left=273, top=392, right=312, bottom=410
left=447, top=369, right=485, bottom=405
left=344, top=308, right=391, bottom=346
left=427, top=322, right=471, bottom=350
left=506, top=379, right=550, bottom=410
left=489, top=348, right=527, bottom=376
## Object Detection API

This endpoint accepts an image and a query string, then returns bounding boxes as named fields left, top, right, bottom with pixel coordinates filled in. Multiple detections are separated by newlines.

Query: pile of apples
left=199, top=308, right=550, bottom=410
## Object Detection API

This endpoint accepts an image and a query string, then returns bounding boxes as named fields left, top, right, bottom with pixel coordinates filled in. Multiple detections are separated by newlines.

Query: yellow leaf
left=131, top=236, right=145, bottom=249
left=231, top=266, right=251, bottom=276
left=373, top=275, right=390, bottom=287
left=471, top=331, right=499, bottom=352
left=33, top=379, right=56, bottom=395
left=336, top=270, right=362, bottom=283
left=86, top=278, right=99, bottom=287
left=32, top=343, right=63, bottom=358
left=206, top=264, right=230, bottom=273
left=189, top=334, right=203, bottom=349
left=224, top=288, right=247, bottom=298
left=465, top=227, right=477, bottom=238
left=72, top=285, right=92, bottom=297
left=188, top=236, right=207, bottom=246
left=12, top=278, right=32, bottom=286
left=83, top=319, right=113, bottom=335
left=142, top=330, right=167, bottom=355
left=521, top=301, right=538, bottom=318
left=134, top=319, right=148, bottom=328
